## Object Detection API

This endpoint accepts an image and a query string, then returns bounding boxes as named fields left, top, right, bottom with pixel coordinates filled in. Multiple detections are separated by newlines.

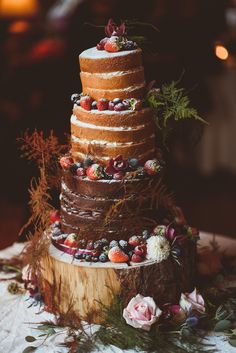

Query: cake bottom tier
left=40, top=242, right=196, bottom=324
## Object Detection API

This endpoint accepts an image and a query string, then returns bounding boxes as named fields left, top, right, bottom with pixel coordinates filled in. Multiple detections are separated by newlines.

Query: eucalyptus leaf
left=229, top=338, right=236, bottom=347
left=214, top=319, right=231, bottom=332
left=25, top=336, right=36, bottom=342
left=22, top=346, right=37, bottom=353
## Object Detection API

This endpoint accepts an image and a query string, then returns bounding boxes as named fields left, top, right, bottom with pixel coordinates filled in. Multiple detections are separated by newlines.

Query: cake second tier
left=71, top=106, right=156, bottom=164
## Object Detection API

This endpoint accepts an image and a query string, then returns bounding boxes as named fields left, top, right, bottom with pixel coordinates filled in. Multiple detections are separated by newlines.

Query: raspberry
left=80, top=95, right=93, bottom=111
left=97, top=98, right=109, bottom=111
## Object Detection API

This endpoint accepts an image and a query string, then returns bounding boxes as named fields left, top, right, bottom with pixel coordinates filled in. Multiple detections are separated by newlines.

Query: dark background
left=1, top=0, right=236, bottom=249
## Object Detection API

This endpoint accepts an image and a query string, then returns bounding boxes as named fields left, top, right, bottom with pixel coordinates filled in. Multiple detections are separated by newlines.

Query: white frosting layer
left=88, top=82, right=145, bottom=93
left=73, top=149, right=155, bottom=161
left=71, top=134, right=155, bottom=147
left=79, top=47, right=141, bottom=59
left=81, top=67, right=143, bottom=78
left=71, top=115, right=148, bottom=131
left=73, top=106, right=151, bottom=115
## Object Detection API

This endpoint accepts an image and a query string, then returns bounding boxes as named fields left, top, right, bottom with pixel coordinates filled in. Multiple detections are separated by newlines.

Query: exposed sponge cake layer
left=83, top=83, right=145, bottom=101
left=79, top=47, right=143, bottom=73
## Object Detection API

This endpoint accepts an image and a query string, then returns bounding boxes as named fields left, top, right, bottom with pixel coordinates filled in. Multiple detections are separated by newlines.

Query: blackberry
left=84, top=156, right=93, bottom=168
left=74, top=253, right=83, bottom=260
left=85, top=254, right=92, bottom=262
left=71, top=93, right=80, bottom=102
left=70, top=163, right=79, bottom=175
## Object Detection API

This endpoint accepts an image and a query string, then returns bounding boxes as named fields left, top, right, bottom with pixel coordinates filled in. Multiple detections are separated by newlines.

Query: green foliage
left=146, top=81, right=208, bottom=146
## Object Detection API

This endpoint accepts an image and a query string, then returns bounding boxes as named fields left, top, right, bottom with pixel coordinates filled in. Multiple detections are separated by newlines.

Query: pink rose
left=123, top=294, right=162, bottom=331
left=179, top=288, right=205, bottom=314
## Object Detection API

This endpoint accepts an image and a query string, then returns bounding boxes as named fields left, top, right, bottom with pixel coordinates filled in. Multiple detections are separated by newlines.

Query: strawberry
left=104, top=36, right=121, bottom=52
left=144, top=159, right=161, bottom=175
left=80, top=95, right=93, bottom=110
left=108, top=246, right=129, bottom=263
left=131, top=254, right=143, bottom=263
left=86, top=164, right=104, bottom=180
left=64, top=233, right=78, bottom=248
left=76, top=167, right=86, bottom=177
left=97, top=98, right=109, bottom=111
left=59, top=156, right=73, bottom=170
left=50, top=210, right=61, bottom=224
left=134, top=244, right=146, bottom=257
left=128, top=235, right=141, bottom=247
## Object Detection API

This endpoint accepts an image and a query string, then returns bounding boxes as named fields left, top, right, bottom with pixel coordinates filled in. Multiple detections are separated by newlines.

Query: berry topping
left=84, top=156, right=93, bottom=168
left=76, top=167, right=86, bottom=177
left=114, top=103, right=125, bottom=111
left=86, top=240, right=94, bottom=250
left=113, top=98, right=122, bottom=105
left=108, top=246, right=129, bottom=263
left=105, top=155, right=128, bottom=175
left=134, top=245, right=146, bottom=257
left=50, top=210, right=61, bottom=224
left=74, top=253, right=83, bottom=260
left=71, top=93, right=80, bottom=102
left=122, top=99, right=131, bottom=109
left=99, top=253, right=108, bottom=263
left=75, top=99, right=80, bottom=106
left=52, top=227, right=62, bottom=237
left=131, top=254, right=143, bottom=263
left=128, top=235, right=141, bottom=247
left=128, top=158, right=138, bottom=168
left=124, top=40, right=137, bottom=51
left=108, top=101, right=115, bottom=110
left=100, top=238, right=109, bottom=246
left=94, top=240, right=103, bottom=250
left=144, top=160, right=162, bottom=175
left=91, top=249, right=101, bottom=258
left=109, top=240, right=119, bottom=248
left=97, top=98, right=109, bottom=111
left=64, top=233, right=78, bottom=248
left=59, top=156, right=73, bottom=170
left=91, top=101, right=97, bottom=109
left=104, top=36, right=122, bottom=52
left=113, top=171, right=124, bottom=180
left=85, top=254, right=92, bottom=262
left=80, top=95, right=93, bottom=111
left=86, top=164, right=104, bottom=180
left=96, top=37, right=109, bottom=50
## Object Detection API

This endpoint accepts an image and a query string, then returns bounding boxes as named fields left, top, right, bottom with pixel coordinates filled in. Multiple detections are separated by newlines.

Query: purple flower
left=105, top=155, right=128, bottom=175
left=105, top=19, right=126, bottom=37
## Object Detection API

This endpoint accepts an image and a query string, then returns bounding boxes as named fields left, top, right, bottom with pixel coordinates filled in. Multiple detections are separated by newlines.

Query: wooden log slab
left=40, top=242, right=196, bottom=324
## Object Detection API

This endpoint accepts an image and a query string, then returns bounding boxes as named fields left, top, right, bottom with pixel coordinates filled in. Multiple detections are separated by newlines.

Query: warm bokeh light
left=0, top=0, right=39, bottom=18
left=8, top=20, right=30, bottom=33
left=215, top=45, right=229, bottom=60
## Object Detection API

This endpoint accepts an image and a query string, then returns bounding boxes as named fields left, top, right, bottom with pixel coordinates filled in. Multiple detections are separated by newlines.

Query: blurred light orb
left=215, top=45, right=229, bottom=60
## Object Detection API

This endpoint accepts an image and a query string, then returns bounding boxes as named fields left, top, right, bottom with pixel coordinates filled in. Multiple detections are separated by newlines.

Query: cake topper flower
left=105, top=155, right=128, bottom=175
left=123, top=294, right=162, bottom=331
left=105, top=18, right=126, bottom=37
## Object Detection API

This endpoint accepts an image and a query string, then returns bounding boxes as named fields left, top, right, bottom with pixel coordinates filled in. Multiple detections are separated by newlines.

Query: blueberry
left=129, top=158, right=138, bottom=168
left=71, top=93, right=80, bottom=102
left=128, top=251, right=133, bottom=259
left=109, top=240, right=118, bottom=248
left=99, top=253, right=108, bottom=262
left=92, top=257, right=99, bottom=262
left=84, top=157, right=93, bottom=168
left=85, top=255, right=92, bottom=262
left=74, top=253, right=83, bottom=260
left=142, top=229, right=150, bottom=239
left=101, top=238, right=109, bottom=246
left=119, top=240, right=128, bottom=248
left=52, top=228, right=62, bottom=237
left=113, top=98, right=122, bottom=105
left=92, top=101, right=97, bottom=109
left=75, top=99, right=80, bottom=106
left=186, top=316, right=199, bottom=328
left=76, top=162, right=82, bottom=168
left=54, top=221, right=61, bottom=228
left=70, top=163, right=79, bottom=175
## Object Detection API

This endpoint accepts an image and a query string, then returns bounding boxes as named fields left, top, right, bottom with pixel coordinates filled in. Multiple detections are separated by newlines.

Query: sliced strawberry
left=64, top=233, right=78, bottom=248
left=108, top=246, right=129, bottom=263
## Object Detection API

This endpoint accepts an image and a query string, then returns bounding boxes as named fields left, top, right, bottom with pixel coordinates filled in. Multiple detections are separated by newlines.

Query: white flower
left=146, top=235, right=170, bottom=263
left=123, top=294, right=162, bottom=331
left=179, top=288, right=205, bottom=314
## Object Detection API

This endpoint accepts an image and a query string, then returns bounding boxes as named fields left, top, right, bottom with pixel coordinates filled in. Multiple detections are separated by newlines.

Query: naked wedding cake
left=40, top=20, right=199, bottom=323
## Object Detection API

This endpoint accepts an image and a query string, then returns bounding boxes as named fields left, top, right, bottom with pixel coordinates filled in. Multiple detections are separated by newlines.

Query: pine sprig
left=146, top=81, right=208, bottom=146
